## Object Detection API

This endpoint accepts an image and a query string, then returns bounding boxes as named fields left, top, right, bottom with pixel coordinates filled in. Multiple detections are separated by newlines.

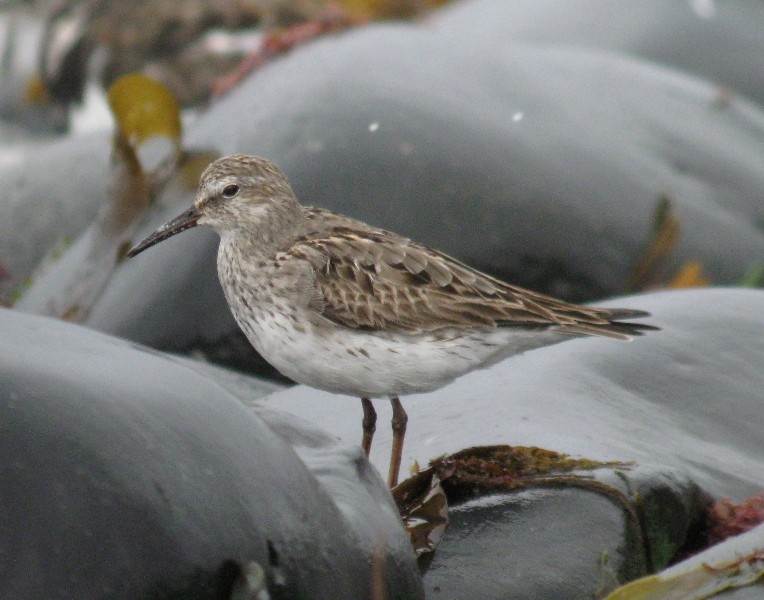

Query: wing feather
left=287, top=224, right=655, bottom=337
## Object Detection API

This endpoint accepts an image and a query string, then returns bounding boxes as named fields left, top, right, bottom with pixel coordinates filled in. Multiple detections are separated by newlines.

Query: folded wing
left=288, top=226, right=656, bottom=340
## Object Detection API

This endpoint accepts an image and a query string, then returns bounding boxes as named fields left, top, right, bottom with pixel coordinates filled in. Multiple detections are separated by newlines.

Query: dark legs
left=361, top=397, right=377, bottom=456
left=388, top=397, right=408, bottom=488
left=360, top=397, right=409, bottom=488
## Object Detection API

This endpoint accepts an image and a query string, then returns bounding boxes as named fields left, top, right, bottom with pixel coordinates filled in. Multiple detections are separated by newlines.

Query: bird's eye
left=222, top=184, right=240, bottom=198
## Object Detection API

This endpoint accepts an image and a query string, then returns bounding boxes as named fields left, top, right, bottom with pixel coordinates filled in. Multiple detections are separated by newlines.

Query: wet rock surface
left=0, top=308, right=423, bottom=599
left=435, top=0, right=764, bottom=107
left=0, top=132, right=111, bottom=301
left=403, top=449, right=710, bottom=598
left=426, top=487, right=642, bottom=599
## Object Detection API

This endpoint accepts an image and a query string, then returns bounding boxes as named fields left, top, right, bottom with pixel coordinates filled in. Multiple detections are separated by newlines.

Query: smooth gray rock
left=0, top=132, right=110, bottom=301
left=0, top=308, right=423, bottom=599
left=424, top=487, right=643, bottom=599
left=435, top=0, right=764, bottom=107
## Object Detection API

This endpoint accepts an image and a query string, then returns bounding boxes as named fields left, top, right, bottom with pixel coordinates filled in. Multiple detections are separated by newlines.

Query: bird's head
left=127, top=154, right=300, bottom=258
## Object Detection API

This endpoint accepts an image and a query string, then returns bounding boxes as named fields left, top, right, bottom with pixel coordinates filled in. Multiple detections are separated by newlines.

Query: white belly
left=234, top=309, right=572, bottom=398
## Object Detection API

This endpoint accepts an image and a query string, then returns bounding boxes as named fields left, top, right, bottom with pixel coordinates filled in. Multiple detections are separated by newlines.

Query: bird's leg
left=361, top=397, right=376, bottom=456
left=388, top=397, right=408, bottom=488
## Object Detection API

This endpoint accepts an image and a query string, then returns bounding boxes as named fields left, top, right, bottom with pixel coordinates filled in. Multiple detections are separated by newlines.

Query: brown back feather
left=288, top=218, right=656, bottom=338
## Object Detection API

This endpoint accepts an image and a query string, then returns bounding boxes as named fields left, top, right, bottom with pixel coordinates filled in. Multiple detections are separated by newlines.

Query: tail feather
left=603, top=308, right=652, bottom=320
left=557, top=315, right=659, bottom=340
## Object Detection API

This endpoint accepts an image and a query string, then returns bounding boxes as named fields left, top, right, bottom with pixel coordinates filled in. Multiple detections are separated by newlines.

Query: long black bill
left=127, top=206, right=201, bottom=258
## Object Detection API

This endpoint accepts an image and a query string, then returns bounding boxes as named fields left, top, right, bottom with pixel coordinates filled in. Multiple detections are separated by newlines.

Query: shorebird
left=128, top=155, right=657, bottom=487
